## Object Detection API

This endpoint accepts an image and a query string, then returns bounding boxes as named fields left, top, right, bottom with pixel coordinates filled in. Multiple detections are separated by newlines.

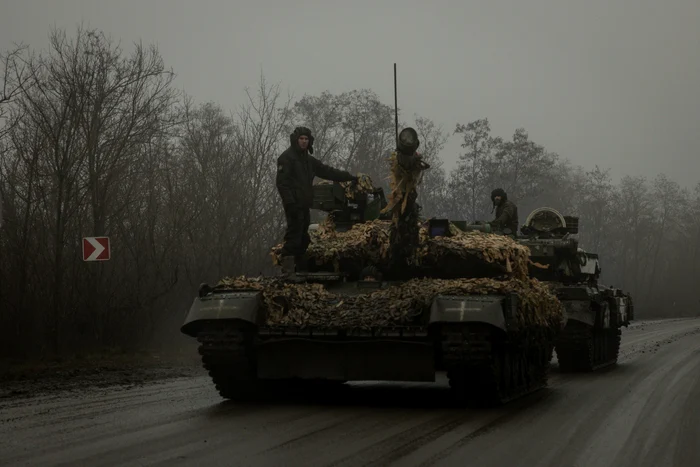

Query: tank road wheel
left=555, top=322, right=622, bottom=372
left=197, top=322, right=267, bottom=402
left=442, top=324, right=552, bottom=407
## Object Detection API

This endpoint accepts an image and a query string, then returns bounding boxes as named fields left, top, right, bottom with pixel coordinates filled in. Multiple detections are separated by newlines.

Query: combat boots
left=280, top=255, right=304, bottom=283
left=294, top=253, right=309, bottom=272
left=280, top=255, right=295, bottom=274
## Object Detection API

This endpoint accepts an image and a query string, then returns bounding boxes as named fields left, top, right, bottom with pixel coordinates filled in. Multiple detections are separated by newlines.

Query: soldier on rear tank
left=275, top=126, right=361, bottom=276
left=490, top=188, right=519, bottom=235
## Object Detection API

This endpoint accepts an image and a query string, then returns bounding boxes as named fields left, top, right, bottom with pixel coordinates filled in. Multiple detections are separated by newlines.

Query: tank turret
left=516, top=207, right=599, bottom=284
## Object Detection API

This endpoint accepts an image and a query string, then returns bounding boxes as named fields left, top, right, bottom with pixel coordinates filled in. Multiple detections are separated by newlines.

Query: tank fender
left=561, top=299, right=596, bottom=327
left=180, top=290, right=264, bottom=337
left=429, top=294, right=512, bottom=331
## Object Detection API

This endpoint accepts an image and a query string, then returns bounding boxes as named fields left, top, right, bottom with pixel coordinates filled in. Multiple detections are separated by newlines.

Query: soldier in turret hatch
left=275, top=126, right=360, bottom=276
left=490, top=188, right=519, bottom=235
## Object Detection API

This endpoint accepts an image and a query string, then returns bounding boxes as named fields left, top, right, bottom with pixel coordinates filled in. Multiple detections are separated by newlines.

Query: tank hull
left=552, top=284, right=634, bottom=372
left=181, top=287, right=556, bottom=406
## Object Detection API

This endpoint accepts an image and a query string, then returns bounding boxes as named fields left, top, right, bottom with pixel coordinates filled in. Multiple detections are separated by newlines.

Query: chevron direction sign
left=82, top=236, right=111, bottom=261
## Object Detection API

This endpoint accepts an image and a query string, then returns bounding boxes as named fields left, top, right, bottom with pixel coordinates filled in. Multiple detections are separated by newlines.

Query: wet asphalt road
left=2, top=318, right=700, bottom=467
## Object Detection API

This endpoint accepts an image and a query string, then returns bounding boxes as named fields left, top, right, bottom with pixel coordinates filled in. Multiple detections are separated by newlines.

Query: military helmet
left=290, top=126, right=315, bottom=154
left=491, top=188, right=508, bottom=202
left=397, top=127, right=420, bottom=154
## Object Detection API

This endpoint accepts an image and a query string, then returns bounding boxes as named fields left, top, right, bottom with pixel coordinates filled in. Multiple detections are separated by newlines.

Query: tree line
left=1, top=26, right=698, bottom=359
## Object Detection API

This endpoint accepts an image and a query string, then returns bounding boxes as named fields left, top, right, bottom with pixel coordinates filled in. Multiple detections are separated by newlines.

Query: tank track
left=442, top=324, right=554, bottom=406
left=555, top=322, right=621, bottom=372
left=196, top=323, right=266, bottom=402
left=198, top=321, right=556, bottom=405
left=197, top=323, right=347, bottom=401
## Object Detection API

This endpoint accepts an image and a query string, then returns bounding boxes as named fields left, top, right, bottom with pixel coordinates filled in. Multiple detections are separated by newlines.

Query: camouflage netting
left=214, top=275, right=565, bottom=332
left=416, top=223, right=531, bottom=279
left=382, top=151, right=425, bottom=220
left=382, top=151, right=424, bottom=270
left=305, top=218, right=391, bottom=269
left=316, top=173, right=375, bottom=200
left=344, top=173, right=375, bottom=199
left=270, top=219, right=531, bottom=280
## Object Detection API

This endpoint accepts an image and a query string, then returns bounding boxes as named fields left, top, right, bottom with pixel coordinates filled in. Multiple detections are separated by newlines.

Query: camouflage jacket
left=492, top=199, right=519, bottom=234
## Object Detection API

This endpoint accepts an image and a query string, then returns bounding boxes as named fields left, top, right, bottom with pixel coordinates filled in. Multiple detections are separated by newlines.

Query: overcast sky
left=2, top=0, right=699, bottom=189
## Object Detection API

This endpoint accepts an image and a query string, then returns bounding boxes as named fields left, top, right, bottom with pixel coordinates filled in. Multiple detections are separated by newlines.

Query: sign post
left=82, top=236, right=111, bottom=261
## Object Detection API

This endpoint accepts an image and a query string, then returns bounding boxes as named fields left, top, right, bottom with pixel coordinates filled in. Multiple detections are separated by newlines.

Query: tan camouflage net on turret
left=271, top=220, right=531, bottom=280
left=417, top=223, right=532, bottom=278
left=214, top=275, right=564, bottom=331
left=382, top=151, right=426, bottom=219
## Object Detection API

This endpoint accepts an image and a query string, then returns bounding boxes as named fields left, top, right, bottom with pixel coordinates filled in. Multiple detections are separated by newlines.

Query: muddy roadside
left=0, top=348, right=206, bottom=401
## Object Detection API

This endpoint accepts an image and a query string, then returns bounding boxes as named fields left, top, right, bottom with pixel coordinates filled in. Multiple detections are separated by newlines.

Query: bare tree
left=690, top=183, right=700, bottom=291
left=577, top=166, right=616, bottom=256
left=10, top=40, right=88, bottom=353
left=643, top=174, right=685, bottom=303
left=0, top=26, right=181, bottom=354
left=413, top=115, right=449, bottom=216
left=451, top=119, right=502, bottom=221
left=0, top=44, right=30, bottom=141
left=177, top=73, right=293, bottom=286
left=4, top=24, right=700, bottom=361
left=488, top=128, right=558, bottom=210
left=614, top=175, right=654, bottom=294
left=231, top=73, right=294, bottom=273
left=292, top=89, right=395, bottom=189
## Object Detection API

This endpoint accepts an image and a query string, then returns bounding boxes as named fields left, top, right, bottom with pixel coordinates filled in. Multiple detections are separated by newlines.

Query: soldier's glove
left=355, top=173, right=374, bottom=191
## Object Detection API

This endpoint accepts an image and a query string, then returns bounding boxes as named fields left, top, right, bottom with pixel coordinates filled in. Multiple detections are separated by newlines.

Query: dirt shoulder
left=0, top=349, right=206, bottom=401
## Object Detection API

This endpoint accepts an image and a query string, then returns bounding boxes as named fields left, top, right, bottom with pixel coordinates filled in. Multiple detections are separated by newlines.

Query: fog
left=2, top=0, right=699, bottom=186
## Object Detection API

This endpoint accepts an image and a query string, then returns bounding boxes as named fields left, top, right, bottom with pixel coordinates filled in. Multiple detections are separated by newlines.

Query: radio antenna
left=394, top=63, right=399, bottom=148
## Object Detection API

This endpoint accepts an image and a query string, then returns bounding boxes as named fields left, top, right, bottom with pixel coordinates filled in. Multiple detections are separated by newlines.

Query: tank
left=512, top=207, right=634, bottom=371
left=180, top=130, right=565, bottom=407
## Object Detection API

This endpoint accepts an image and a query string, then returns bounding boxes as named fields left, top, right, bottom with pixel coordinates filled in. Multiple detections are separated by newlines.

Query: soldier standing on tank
left=490, top=188, right=519, bottom=235
left=276, top=126, right=359, bottom=276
